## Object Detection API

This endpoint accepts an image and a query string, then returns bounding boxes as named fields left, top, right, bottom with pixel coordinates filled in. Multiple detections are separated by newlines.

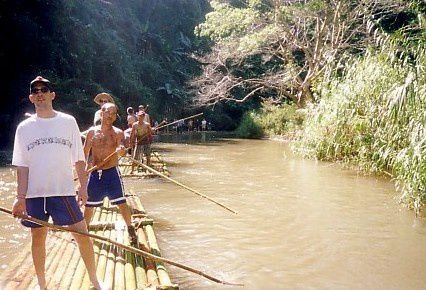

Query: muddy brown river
left=1, top=133, right=426, bottom=289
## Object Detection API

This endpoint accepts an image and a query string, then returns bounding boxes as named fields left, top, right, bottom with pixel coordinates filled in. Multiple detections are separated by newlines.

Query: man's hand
left=12, top=198, right=26, bottom=217
left=77, top=186, right=88, bottom=206
left=116, top=145, right=127, bottom=157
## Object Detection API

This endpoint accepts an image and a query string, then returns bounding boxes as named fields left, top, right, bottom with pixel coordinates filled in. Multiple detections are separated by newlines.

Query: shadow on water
left=156, top=131, right=239, bottom=146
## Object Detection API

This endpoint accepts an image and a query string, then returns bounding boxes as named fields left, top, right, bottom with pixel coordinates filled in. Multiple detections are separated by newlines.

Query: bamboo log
left=104, top=212, right=118, bottom=288
left=127, top=156, right=238, bottom=214
left=145, top=225, right=173, bottom=286
left=135, top=252, right=148, bottom=289
left=135, top=223, right=158, bottom=286
left=142, top=240, right=159, bottom=286
left=114, top=226, right=125, bottom=290
left=133, top=195, right=146, bottom=214
left=68, top=246, right=87, bottom=289
left=93, top=207, right=114, bottom=286
left=24, top=233, right=68, bottom=289
left=58, top=240, right=81, bottom=289
left=83, top=207, right=114, bottom=289
left=88, top=219, right=153, bottom=230
left=123, top=232, right=137, bottom=290
left=47, top=233, right=77, bottom=289
left=0, top=206, right=243, bottom=286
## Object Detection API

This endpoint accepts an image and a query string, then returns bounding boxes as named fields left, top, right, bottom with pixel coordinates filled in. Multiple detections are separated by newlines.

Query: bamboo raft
left=119, top=152, right=170, bottom=178
left=0, top=193, right=178, bottom=290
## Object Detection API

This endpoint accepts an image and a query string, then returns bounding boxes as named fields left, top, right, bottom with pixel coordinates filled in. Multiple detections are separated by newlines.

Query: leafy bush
left=235, top=111, right=263, bottom=138
left=257, top=103, right=304, bottom=137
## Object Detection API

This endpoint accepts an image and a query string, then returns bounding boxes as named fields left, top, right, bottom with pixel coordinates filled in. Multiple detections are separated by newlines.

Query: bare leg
left=83, top=206, right=95, bottom=225
left=117, top=203, right=132, bottom=226
left=31, top=227, right=48, bottom=290
left=131, top=145, right=138, bottom=174
left=117, top=203, right=137, bottom=245
left=68, top=220, right=108, bottom=290
left=146, top=151, right=151, bottom=167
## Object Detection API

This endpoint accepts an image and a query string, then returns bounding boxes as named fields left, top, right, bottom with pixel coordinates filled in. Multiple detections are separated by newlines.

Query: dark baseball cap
left=30, top=76, right=53, bottom=93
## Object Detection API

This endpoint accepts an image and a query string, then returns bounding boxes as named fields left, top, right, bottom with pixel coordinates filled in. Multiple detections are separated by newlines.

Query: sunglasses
left=31, top=87, right=50, bottom=94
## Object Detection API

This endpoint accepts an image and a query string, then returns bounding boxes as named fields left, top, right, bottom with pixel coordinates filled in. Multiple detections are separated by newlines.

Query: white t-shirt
left=12, top=112, right=85, bottom=198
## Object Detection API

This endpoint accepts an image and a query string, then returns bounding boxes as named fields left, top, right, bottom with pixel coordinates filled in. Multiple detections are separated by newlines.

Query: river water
left=1, top=133, right=426, bottom=289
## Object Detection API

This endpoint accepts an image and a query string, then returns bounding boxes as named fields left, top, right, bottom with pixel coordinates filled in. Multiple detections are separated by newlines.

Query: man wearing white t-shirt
left=11, top=76, right=108, bottom=290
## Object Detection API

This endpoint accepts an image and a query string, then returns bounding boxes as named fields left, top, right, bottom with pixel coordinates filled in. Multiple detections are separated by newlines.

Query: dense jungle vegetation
left=194, top=0, right=424, bottom=211
left=0, top=0, right=425, bottom=210
left=0, top=0, right=216, bottom=147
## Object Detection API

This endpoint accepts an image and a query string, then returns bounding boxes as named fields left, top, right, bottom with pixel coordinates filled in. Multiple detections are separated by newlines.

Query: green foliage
left=195, top=1, right=259, bottom=42
left=235, top=111, right=264, bottom=138
left=0, top=0, right=210, bottom=146
left=256, top=103, right=304, bottom=136
left=234, top=102, right=304, bottom=138
left=295, top=48, right=426, bottom=211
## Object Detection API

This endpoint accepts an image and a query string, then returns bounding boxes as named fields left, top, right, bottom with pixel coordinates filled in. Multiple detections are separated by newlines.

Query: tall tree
left=192, top=0, right=416, bottom=107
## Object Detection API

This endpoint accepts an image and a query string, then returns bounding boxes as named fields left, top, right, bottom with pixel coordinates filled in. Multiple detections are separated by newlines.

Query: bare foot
left=128, top=225, right=138, bottom=247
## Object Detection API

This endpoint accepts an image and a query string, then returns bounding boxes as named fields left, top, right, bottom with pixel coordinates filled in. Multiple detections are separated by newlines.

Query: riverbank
left=236, top=51, right=425, bottom=213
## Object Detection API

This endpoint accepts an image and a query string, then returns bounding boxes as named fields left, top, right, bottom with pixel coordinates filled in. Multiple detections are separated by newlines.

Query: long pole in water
left=154, top=112, right=203, bottom=131
left=127, top=156, right=238, bottom=214
left=0, top=206, right=243, bottom=286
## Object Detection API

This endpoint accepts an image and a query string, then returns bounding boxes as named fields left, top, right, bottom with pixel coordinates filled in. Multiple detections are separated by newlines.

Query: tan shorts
left=134, top=144, right=151, bottom=160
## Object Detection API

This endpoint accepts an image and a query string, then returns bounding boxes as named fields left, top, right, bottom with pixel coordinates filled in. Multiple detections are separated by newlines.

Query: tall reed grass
left=295, top=50, right=426, bottom=212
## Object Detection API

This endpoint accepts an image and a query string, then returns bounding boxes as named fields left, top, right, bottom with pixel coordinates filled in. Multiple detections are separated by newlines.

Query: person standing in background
left=126, top=107, right=137, bottom=128
left=138, top=104, right=151, bottom=125
left=130, top=111, right=153, bottom=172
left=93, top=93, right=114, bottom=126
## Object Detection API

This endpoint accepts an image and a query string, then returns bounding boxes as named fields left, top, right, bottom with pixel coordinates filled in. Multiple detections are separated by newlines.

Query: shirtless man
left=130, top=111, right=153, bottom=173
left=138, top=104, right=151, bottom=125
left=83, top=102, right=137, bottom=244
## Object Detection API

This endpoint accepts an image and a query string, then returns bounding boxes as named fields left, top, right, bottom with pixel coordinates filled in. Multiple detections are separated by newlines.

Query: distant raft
left=119, top=151, right=170, bottom=178
left=0, top=193, right=178, bottom=290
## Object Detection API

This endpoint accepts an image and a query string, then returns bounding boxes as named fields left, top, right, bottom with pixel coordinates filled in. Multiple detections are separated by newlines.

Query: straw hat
left=94, top=93, right=114, bottom=105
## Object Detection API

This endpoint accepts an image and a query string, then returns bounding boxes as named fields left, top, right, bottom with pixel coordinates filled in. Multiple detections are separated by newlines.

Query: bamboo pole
left=126, top=156, right=238, bottom=214
left=86, top=150, right=118, bottom=173
left=46, top=233, right=73, bottom=289
left=123, top=232, right=137, bottom=290
left=104, top=212, right=117, bottom=289
left=145, top=224, right=173, bottom=286
left=154, top=113, right=203, bottom=131
left=114, top=226, right=125, bottom=290
left=58, top=238, right=81, bottom=289
left=0, top=206, right=242, bottom=286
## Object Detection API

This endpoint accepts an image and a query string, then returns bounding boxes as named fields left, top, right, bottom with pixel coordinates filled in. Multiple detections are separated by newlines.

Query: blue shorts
left=87, top=166, right=126, bottom=207
left=22, top=196, right=84, bottom=228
